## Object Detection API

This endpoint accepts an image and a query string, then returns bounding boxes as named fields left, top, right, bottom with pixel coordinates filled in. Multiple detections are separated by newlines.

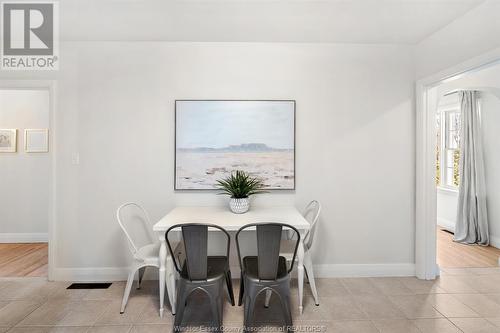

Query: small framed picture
left=0, top=129, right=17, bottom=153
left=25, top=129, right=49, bottom=153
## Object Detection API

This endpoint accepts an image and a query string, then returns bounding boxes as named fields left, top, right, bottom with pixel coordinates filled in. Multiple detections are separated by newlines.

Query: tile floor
left=1, top=267, right=500, bottom=332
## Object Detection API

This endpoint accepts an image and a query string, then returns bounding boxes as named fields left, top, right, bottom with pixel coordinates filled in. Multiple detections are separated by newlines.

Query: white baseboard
left=51, top=267, right=129, bottom=282
left=312, top=263, right=416, bottom=278
left=50, top=263, right=416, bottom=282
left=0, top=233, right=48, bottom=243
left=490, top=235, right=500, bottom=249
left=437, top=218, right=455, bottom=233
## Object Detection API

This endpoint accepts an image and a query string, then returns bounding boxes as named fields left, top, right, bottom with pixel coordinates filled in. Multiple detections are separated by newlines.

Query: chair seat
left=135, top=242, right=160, bottom=263
left=180, top=256, right=229, bottom=279
left=243, top=256, right=288, bottom=280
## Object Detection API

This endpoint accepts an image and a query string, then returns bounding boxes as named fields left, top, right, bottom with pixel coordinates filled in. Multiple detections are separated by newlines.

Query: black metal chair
left=166, top=223, right=235, bottom=332
left=236, top=223, right=300, bottom=332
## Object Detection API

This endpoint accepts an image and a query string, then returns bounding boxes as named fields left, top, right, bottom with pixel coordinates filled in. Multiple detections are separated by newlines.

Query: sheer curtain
left=454, top=91, right=489, bottom=245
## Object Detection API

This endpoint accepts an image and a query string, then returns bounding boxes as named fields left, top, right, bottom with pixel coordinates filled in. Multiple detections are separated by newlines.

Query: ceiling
left=60, top=0, right=484, bottom=44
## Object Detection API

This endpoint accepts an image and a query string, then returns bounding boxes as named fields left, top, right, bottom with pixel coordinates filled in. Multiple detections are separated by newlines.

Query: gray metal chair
left=166, top=223, right=235, bottom=332
left=236, top=223, right=300, bottom=332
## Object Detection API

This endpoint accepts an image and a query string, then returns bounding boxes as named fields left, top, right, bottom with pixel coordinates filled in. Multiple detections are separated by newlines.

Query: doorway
left=0, top=87, right=52, bottom=278
left=416, top=56, right=500, bottom=279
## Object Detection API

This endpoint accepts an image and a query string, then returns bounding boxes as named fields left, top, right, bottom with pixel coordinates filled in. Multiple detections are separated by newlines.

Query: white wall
left=0, top=42, right=416, bottom=279
left=435, top=63, right=500, bottom=248
left=0, top=89, right=50, bottom=242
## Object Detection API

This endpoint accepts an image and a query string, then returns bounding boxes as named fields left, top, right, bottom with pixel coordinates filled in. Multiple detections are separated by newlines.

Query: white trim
left=0, top=233, right=48, bottom=243
left=437, top=186, right=459, bottom=195
left=51, top=264, right=416, bottom=282
left=51, top=267, right=129, bottom=282
left=415, top=46, right=500, bottom=280
left=0, top=80, right=57, bottom=281
left=313, top=264, right=416, bottom=278
left=437, top=218, right=455, bottom=233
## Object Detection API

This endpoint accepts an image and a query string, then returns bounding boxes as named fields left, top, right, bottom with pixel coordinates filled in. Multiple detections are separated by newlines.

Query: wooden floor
left=437, top=228, right=500, bottom=268
left=0, top=243, right=48, bottom=277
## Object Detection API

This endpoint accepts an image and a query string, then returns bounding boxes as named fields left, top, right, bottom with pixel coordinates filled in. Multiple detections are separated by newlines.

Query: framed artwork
left=25, top=129, right=49, bottom=153
left=175, top=100, right=295, bottom=190
left=0, top=129, right=17, bottom=153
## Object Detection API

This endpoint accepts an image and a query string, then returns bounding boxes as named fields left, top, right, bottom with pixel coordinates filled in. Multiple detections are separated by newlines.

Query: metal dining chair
left=166, top=223, right=235, bottom=332
left=236, top=223, right=300, bottom=332
left=117, top=202, right=172, bottom=314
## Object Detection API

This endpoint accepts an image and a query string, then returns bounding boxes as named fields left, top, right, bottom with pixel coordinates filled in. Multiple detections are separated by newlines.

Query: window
left=436, top=107, right=461, bottom=189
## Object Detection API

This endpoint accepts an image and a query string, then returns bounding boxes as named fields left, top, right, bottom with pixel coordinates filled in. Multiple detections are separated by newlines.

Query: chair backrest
left=116, top=202, right=156, bottom=255
left=303, top=200, right=321, bottom=250
left=166, top=223, right=230, bottom=281
left=236, top=222, right=300, bottom=280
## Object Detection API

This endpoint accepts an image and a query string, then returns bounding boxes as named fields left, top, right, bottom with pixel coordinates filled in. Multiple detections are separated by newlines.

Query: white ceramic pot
left=229, top=197, right=250, bottom=214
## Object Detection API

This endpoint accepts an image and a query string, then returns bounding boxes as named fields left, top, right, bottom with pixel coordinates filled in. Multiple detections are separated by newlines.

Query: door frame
left=0, top=80, right=57, bottom=280
left=415, top=48, right=500, bottom=279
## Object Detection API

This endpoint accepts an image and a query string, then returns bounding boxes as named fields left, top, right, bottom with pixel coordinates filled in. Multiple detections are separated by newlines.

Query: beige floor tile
left=316, top=296, right=366, bottom=320
left=327, top=320, right=379, bottom=332
left=352, top=295, right=406, bottom=319
left=88, top=325, right=132, bottom=333
left=135, top=297, right=173, bottom=324
left=0, top=280, right=53, bottom=302
left=47, top=283, right=89, bottom=301
left=19, top=300, right=112, bottom=326
left=0, top=300, right=41, bottom=326
left=95, top=299, right=149, bottom=325
left=486, top=294, right=500, bottom=306
left=413, top=318, right=461, bottom=333
left=83, top=283, right=127, bottom=301
left=450, top=318, right=500, bottom=333
left=372, top=319, right=420, bottom=333
left=452, top=294, right=500, bottom=317
left=307, top=278, right=350, bottom=297
left=487, top=318, right=500, bottom=327
left=465, top=268, right=500, bottom=275
left=7, top=327, right=89, bottom=333
left=398, top=277, right=445, bottom=294
left=419, top=294, right=479, bottom=318
left=440, top=268, right=476, bottom=276
left=466, top=276, right=500, bottom=293
left=223, top=304, right=243, bottom=324
left=388, top=295, right=443, bottom=319
left=130, top=324, right=173, bottom=333
left=437, top=276, right=478, bottom=293
left=340, top=278, right=382, bottom=296
left=0, top=326, right=9, bottom=333
left=369, top=278, right=415, bottom=296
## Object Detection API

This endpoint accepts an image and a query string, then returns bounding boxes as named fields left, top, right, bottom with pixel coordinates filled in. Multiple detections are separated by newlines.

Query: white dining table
left=152, top=205, right=311, bottom=317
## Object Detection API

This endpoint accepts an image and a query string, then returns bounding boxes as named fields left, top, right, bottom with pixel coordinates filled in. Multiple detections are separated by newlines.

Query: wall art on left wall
left=0, top=129, right=17, bottom=153
left=25, top=129, right=49, bottom=153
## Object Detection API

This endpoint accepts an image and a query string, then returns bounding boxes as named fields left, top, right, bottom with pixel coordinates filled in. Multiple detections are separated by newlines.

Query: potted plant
left=216, top=170, right=267, bottom=214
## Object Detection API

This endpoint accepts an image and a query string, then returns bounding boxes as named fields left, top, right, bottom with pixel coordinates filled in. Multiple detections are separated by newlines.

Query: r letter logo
left=1, top=1, right=59, bottom=70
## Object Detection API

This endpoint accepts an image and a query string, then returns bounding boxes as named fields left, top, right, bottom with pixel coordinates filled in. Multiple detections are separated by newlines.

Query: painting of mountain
left=175, top=100, right=295, bottom=190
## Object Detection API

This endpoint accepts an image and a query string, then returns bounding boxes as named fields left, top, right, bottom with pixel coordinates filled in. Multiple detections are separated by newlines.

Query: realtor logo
left=1, top=1, right=59, bottom=70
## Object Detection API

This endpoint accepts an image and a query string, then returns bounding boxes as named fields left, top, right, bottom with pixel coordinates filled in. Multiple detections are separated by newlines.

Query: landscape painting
left=175, top=100, right=295, bottom=190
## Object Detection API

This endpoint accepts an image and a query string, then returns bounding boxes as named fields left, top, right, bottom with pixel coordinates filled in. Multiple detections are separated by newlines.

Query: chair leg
left=243, top=294, right=256, bottom=332
left=238, top=273, right=244, bottom=306
left=225, top=270, right=235, bottom=306
left=120, top=269, right=136, bottom=314
left=264, top=289, right=272, bottom=308
left=137, top=267, right=146, bottom=289
left=173, top=282, right=188, bottom=332
left=304, top=254, right=319, bottom=305
left=209, top=292, right=222, bottom=332
left=280, top=295, right=293, bottom=332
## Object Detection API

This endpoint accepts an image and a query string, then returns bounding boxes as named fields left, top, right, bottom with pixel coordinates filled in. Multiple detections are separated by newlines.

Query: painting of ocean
left=175, top=100, right=295, bottom=190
